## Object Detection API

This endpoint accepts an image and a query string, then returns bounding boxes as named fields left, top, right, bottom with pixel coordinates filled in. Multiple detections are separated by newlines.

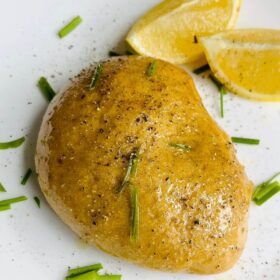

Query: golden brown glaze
left=35, top=56, right=252, bottom=274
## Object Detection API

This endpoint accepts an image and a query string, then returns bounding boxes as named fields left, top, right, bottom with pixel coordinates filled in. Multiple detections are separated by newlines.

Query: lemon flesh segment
left=126, top=0, right=242, bottom=64
left=200, top=29, right=280, bottom=101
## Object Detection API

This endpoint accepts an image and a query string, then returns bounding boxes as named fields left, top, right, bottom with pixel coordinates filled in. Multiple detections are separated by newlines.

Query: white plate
left=0, top=0, right=279, bottom=279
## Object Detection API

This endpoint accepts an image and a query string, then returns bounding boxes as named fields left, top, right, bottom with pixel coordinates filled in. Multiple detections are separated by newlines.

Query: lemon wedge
left=200, top=29, right=280, bottom=101
left=126, top=0, right=242, bottom=64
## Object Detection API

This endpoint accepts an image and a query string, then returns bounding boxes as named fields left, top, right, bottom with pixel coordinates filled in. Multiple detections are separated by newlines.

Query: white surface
left=0, top=0, right=279, bottom=279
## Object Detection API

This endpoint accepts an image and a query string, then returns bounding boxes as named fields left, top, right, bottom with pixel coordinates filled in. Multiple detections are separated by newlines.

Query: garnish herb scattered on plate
left=21, top=168, right=32, bottom=185
left=90, top=64, right=103, bottom=90
left=130, top=184, right=139, bottom=242
left=67, top=263, right=103, bottom=278
left=219, top=86, right=226, bottom=118
left=0, top=196, right=27, bottom=206
left=0, top=196, right=28, bottom=212
left=0, top=137, right=25, bottom=149
left=253, top=172, right=280, bottom=205
left=108, top=51, right=120, bottom=57
left=33, top=196, right=41, bottom=208
left=65, top=263, right=121, bottom=279
left=0, top=204, right=11, bottom=212
left=146, top=60, right=158, bottom=77
left=193, top=64, right=210, bottom=74
left=0, top=182, right=6, bottom=192
left=58, top=16, right=82, bottom=38
left=209, top=74, right=227, bottom=118
left=38, top=77, right=56, bottom=102
left=231, top=137, right=260, bottom=145
left=117, top=148, right=140, bottom=193
left=169, top=143, right=191, bottom=152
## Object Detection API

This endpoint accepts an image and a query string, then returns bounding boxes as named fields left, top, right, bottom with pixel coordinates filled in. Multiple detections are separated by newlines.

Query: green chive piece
left=253, top=181, right=280, bottom=206
left=66, top=270, right=98, bottom=280
left=67, top=263, right=103, bottom=278
left=220, top=86, right=226, bottom=118
left=209, top=74, right=223, bottom=89
left=38, top=77, right=56, bottom=102
left=58, top=16, right=82, bottom=38
left=258, top=172, right=280, bottom=188
left=33, top=196, right=41, bottom=208
left=0, top=182, right=6, bottom=192
left=209, top=74, right=227, bottom=118
left=0, top=137, right=25, bottom=150
left=147, top=60, right=158, bottom=77
left=130, top=184, right=139, bottom=242
left=21, top=168, right=32, bottom=185
left=66, top=270, right=121, bottom=280
left=253, top=171, right=280, bottom=200
left=117, top=148, right=140, bottom=193
left=169, top=143, right=191, bottom=152
left=0, top=196, right=27, bottom=206
left=95, top=273, right=120, bottom=280
left=0, top=204, right=11, bottom=212
left=231, top=137, right=260, bottom=145
left=90, top=64, right=103, bottom=90
left=130, top=149, right=140, bottom=176
left=108, top=51, right=120, bottom=57
left=193, top=64, right=210, bottom=74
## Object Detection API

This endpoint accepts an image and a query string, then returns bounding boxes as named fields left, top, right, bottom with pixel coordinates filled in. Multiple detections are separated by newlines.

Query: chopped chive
left=130, top=184, right=139, bottom=242
left=117, top=148, right=140, bottom=193
left=58, top=16, right=82, bottom=38
left=0, top=137, right=25, bottom=150
left=209, top=74, right=227, bottom=117
left=34, top=196, right=41, bottom=208
left=65, top=269, right=121, bottom=280
left=260, top=171, right=280, bottom=187
left=0, top=196, right=27, bottom=206
left=98, top=275, right=122, bottom=280
left=169, top=143, right=191, bottom=152
left=21, top=168, right=32, bottom=185
left=253, top=181, right=280, bottom=206
left=67, top=263, right=103, bottom=277
left=130, top=149, right=140, bottom=176
left=0, top=204, right=11, bottom=212
left=125, top=50, right=133, bottom=55
left=231, top=137, right=260, bottom=145
left=146, top=60, right=158, bottom=77
left=108, top=51, right=120, bottom=57
left=38, top=77, right=56, bottom=102
left=220, top=86, right=226, bottom=118
left=66, top=270, right=98, bottom=280
left=193, top=35, right=198, bottom=44
left=0, top=182, right=6, bottom=192
left=253, top=172, right=280, bottom=200
left=89, top=64, right=102, bottom=90
left=209, top=74, right=223, bottom=89
left=193, top=64, right=210, bottom=74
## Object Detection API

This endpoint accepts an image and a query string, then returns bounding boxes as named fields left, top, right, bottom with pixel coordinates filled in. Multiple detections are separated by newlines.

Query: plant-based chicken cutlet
left=35, top=56, right=252, bottom=274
